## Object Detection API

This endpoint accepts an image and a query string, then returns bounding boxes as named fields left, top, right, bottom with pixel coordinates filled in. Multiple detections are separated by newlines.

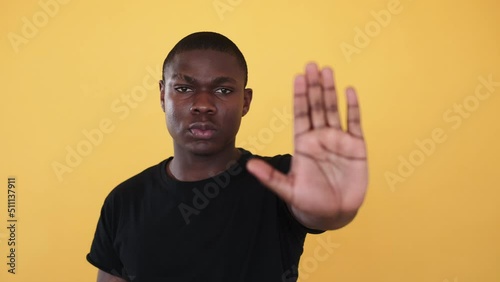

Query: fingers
left=296, top=62, right=360, bottom=136
left=246, top=158, right=293, bottom=203
left=346, top=87, right=364, bottom=138
left=305, top=63, right=326, bottom=128
left=294, top=74, right=310, bottom=136
left=321, top=67, right=342, bottom=129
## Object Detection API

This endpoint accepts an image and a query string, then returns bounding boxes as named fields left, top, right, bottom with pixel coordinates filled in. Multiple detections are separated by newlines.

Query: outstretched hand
left=247, top=63, right=368, bottom=230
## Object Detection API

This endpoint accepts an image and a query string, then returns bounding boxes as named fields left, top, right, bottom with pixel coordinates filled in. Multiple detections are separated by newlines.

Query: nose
left=190, top=91, right=216, bottom=115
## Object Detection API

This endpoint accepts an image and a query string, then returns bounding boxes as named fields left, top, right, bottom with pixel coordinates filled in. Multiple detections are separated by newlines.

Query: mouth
left=188, top=122, right=216, bottom=139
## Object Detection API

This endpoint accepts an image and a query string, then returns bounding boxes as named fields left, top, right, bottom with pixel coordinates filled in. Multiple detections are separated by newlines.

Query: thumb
left=246, top=158, right=292, bottom=203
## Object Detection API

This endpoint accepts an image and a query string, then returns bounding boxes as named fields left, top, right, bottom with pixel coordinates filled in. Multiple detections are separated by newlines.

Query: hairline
left=161, top=32, right=248, bottom=87
left=162, top=49, right=247, bottom=86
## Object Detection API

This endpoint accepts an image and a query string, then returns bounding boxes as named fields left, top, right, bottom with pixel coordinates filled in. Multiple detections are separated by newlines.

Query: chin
left=185, top=142, right=222, bottom=156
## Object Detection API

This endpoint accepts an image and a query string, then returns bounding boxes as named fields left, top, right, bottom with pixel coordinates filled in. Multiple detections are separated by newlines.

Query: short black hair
left=162, top=31, right=248, bottom=86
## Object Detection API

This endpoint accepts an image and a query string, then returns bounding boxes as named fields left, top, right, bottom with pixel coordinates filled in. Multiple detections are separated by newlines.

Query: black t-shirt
left=87, top=149, right=323, bottom=282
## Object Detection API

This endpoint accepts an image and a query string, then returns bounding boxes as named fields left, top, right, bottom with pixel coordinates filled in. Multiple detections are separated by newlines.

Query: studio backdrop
left=1, top=0, right=499, bottom=281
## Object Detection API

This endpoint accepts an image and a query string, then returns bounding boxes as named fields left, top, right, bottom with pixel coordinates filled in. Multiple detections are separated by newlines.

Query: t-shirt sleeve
left=86, top=192, right=125, bottom=277
left=279, top=199, right=325, bottom=234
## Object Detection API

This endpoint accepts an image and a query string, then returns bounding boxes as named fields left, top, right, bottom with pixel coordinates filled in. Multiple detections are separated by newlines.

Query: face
left=160, top=49, right=252, bottom=156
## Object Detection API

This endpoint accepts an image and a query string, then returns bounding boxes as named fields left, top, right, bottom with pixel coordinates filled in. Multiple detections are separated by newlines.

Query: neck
left=168, top=146, right=241, bottom=181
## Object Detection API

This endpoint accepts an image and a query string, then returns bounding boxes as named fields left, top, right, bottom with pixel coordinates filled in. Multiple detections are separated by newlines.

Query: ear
left=159, top=80, right=165, bottom=112
left=242, top=88, right=253, bottom=117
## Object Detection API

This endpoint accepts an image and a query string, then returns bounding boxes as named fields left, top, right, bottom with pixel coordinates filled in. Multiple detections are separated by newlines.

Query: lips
left=188, top=122, right=216, bottom=139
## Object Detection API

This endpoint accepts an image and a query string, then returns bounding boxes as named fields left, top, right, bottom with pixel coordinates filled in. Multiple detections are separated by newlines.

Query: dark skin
left=247, top=64, right=368, bottom=230
left=160, top=49, right=253, bottom=181
left=97, top=49, right=368, bottom=281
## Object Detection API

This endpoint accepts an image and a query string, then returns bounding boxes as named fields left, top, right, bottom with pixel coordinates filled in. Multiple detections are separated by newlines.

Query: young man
left=87, top=31, right=368, bottom=282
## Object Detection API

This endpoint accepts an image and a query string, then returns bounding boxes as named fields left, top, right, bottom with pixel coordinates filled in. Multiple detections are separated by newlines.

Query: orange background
left=1, top=0, right=499, bottom=281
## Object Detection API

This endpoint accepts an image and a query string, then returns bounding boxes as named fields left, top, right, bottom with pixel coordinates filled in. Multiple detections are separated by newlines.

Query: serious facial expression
left=160, top=49, right=252, bottom=156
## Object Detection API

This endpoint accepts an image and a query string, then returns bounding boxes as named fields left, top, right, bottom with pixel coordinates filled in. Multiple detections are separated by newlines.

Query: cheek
left=165, top=100, right=183, bottom=132
left=221, top=97, right=244, bottom=116
left=222, top=107, right=244, bottom=131
left=165, top=96, right=177, bottom=112
left=165, top=102, right=175, bottom=120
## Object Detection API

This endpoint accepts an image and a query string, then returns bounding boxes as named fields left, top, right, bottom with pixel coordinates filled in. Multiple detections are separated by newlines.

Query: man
left=87, top=31, right=368, bottom=282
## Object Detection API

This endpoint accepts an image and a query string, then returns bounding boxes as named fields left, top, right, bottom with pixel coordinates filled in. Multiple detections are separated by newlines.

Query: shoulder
left=103, top=158, right=169, bottom=205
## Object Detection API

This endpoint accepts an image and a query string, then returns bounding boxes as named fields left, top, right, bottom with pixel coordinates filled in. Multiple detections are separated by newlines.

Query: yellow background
left=1, top=0, right=499, bottom=281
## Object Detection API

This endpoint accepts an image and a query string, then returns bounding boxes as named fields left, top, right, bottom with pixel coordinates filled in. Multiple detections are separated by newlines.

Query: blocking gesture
left=247, top=63, right=368, bottom=230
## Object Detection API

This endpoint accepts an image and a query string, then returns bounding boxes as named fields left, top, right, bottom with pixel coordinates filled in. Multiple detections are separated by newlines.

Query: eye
left=215, top=88, right=233, bottom=95
left=174, top=86, right=193, bottom=93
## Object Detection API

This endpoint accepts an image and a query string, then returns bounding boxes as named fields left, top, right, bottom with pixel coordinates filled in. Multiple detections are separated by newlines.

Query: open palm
left=247, top=63, right=368, bottom=230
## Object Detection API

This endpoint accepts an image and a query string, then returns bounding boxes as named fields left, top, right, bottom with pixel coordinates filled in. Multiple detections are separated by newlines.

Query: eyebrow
left=171, top=73, right=196, bottom=84
left=212, top=76, right=237, bottom=85
left=171, top=73, right=237, bottom=85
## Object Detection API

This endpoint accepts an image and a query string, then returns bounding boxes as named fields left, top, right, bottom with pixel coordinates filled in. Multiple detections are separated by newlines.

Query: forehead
left=165, top=50, right=244, bottom=84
